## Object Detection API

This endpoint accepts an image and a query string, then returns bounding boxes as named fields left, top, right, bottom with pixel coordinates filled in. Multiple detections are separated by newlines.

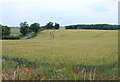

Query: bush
left=2, top=36, right=20, bottom=40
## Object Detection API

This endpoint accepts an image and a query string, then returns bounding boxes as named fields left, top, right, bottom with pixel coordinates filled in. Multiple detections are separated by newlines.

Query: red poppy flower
left=42, top=70, right=45, bottom=72
left=86, top=72, right=88, bottom=74
left=74, top=72, right=77, bottom=75
left=66, top=65, right=68, bottom=66
left=75, top=70, right=79, bottom=72
left=22, top=68, right=25, bottom=70
left=54, top=64, right=57, bottom=66
left=52, top=63, right=56, bottom=66
left=23, top=70, right=27, bottom=72
left=30, top=67, right=32, bottom=69
left=52, top=62, right=57, bottom=66
left=28, top=70, right=32, bottom=72
left=95, top=71, right=99, bottom=73
left=18, top=68, right=20, bottom=69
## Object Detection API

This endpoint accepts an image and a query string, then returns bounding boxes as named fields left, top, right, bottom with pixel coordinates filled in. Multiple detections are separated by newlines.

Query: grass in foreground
left=2, top=30, right=118, bottom=80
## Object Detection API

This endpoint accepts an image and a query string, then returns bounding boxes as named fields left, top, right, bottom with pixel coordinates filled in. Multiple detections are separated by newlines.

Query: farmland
left=2, top=29, right=118, bottom=80
left=10, top=28, right=20, bottom=36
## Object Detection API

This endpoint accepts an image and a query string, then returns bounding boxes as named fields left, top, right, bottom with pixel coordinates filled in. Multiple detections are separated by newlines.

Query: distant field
left=2, top=30, right=118, bottom=80
left=10, top=28, right=20, bottom=36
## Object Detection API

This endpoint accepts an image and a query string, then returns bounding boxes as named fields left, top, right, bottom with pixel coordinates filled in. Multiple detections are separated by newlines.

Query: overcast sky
left=1, top=0, right=119, bottom=27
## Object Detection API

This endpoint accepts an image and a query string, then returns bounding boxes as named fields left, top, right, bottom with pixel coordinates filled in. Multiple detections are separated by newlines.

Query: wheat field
left=2, top=30, right=118, bottom=80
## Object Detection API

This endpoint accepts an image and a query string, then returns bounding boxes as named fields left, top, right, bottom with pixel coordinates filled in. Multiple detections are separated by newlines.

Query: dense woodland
left=65, top=24, right=119, bottom=30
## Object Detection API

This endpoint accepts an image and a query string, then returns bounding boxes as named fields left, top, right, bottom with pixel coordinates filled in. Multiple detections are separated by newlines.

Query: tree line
left=0, top=22, right=60, bottom=39
left=20, top=22, right=60, bottom=36
left=1, top=23, right=120, bottom=40
left=65, top=24, right=119, bottom=30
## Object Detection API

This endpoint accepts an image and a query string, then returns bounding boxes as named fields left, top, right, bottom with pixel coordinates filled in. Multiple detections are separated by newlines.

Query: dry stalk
left=83, top=70, right=86, bottom=80
left=13, top=71, right=16, bottom=80
left=112, top=73, right=115, bottom=80
left=89, top=70, right=92, bottom=80
left=92, top=68, right=96, bottom=80
left=3, top=73, right=8, bottom=80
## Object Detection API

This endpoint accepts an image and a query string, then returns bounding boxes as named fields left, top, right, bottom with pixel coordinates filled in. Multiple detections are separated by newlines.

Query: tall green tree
left=30, top=23, right=40, bottom=33
left=2, top=25, right=11, bottom=36
left=45, top=22, right=54, bottom=29
left=54, top=23, right=60, bottom=29
left=44, top=22, right=60, bottom=29
left=20, top=22, right=29, bottom=36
